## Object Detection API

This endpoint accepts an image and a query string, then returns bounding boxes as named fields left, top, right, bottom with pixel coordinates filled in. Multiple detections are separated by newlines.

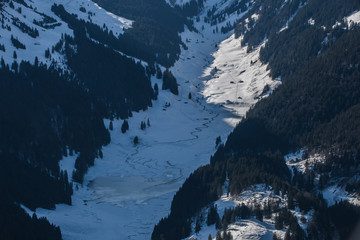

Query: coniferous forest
left=152, top=0, right=360, bottom=239
left=1, top=0, right=360, bottom=239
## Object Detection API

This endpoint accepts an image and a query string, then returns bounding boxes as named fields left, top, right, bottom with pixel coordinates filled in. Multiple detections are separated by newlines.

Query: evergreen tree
left=255, top=204, right=263, bottom=222
left=195, top=218, right=201, bottom=233
left=121, top=120, right=129, bottom=133
left=13, top=51, right=17, bottom=59
left=109, top=121, right=113, bottom=131
left=162, top=69, right=178, bottom=95
left=134, top=136, right=139, bottom=145
left=154, top=83, right=159, bottom=99
left=287, top=192, right=295, bottom=210
left=215, top=136, right=221, bottom=148
left=45, top=48, right=50, bottom=58
left=140, top=121, right=146, bottom=130
left=215, top=215, right=222, bottom=230
left=275, top=214, right=283, bottom=230
left=156, top=65, right=162, bottom=79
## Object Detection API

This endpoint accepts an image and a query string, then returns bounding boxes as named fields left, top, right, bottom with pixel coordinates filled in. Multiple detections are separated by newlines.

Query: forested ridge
left=0, top=0, right=159, bottom=238
left=2, top=0, right=360, bottom=238
left=153, top=0, right=360, bottom=239
left=93, top=0, right=190, bottom=67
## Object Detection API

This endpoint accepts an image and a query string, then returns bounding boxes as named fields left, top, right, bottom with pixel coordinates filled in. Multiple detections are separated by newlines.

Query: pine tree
left=216, top=215, right=222, bottom=230
left=134, top=136, right=139, bottom=145
left=140, top=121, right=146, bottom=130
left=215, top=136, right=221, bottom=148
left=154, top=83, right=159, bottom=99
left=45, top=48, right=50, bottom=58
left=109, top=121, right=113, bottom=131
left=156, top=65, right=162, bottom=79
left=13, top=51, right=17, bottom=59
left=162, top=69, right=178, bottom=95
left=255, top=204, right=263, bottom=222
left=287, top=191, right=295, bottom=210
left=188, top=92, right=192, bottom=99
left=0, top=58, right=5, bottom=68
left=121, top=120, right=129, bottom=133
left=275, top=214, right=283, bottom=230
left=195, top=218, right=201, bottom=233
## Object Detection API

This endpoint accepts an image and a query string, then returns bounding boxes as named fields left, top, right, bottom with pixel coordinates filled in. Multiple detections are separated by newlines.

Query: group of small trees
left=140, top=119, right=150, bottom=130
left=162, top=69, right=178, bottom=95
left=11, top=35, right=26, bottom=49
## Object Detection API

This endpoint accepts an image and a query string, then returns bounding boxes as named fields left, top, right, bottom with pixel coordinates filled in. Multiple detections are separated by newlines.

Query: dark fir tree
left=162, top=69, right=178, bottom=95
left=121, top=120, right=129, bottom=133
left=134, top=136, right=139, bottom=145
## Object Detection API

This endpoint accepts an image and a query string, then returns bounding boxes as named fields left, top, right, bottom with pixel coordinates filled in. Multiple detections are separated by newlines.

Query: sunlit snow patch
left=345, top=10, right=360, bottom=27
left=202, top=34, right=280, bottom=126
left=61, top=0, right=133, bottom=37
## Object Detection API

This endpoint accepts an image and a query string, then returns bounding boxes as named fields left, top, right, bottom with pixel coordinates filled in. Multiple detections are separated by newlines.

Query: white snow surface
left=0, top=0, right=131, bottom=67
left=187, top=184, right=289, bottom=240
left=285, top=151, right=324, bottom=175
left=322, top=185, right=360, bottom=207
left=60, top=0, right=132, bottom=37
left=345, top=10, right=360, bottom=27
left=201, top=35, right=280, bottom=125
left=285, top=151, right=360, bottom=207
left=20, top=0, right=280, bottom=239
left=166, top=0, right=193, bottom=7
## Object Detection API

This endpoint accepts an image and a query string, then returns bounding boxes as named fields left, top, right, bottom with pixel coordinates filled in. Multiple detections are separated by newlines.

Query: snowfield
left=346, top=10, right=360, bottom=27
left=285, top=150, right=360, bottom=207
left=201, top=35, right=280, bottom=126
left=10, top=0, right=284, bottom=239
left=0, top=0, right=132, bottom=68
left=187, top=184, right=288, bottom=240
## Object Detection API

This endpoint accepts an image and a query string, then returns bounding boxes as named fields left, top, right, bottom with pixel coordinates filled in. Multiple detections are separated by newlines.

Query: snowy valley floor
left=31, top=9, right=276, bottom=240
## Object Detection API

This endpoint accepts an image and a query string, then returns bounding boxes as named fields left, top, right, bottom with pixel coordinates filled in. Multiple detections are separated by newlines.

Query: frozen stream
left=33, top=29, right=238, bottom=239
left=32, top=2, right=277, bottom=239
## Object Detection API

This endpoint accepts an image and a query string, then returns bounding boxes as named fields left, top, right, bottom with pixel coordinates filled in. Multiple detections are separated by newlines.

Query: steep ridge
left=152, top=0, right=360, bottom=240
left=0, top=0, right=153, bottom=238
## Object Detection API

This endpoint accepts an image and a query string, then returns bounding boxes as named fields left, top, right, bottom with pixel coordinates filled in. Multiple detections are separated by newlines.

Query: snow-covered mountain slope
left=0, top=0, right=131, bottom=67
left=201, top=35, right=280, bottom=126
left=153, top=0, right=360, bottom=239
left=21, top=0, right=281, bottom=239
left=187, top=184, right=313, bottom=240
left=285, top=150, right=360, bottom=207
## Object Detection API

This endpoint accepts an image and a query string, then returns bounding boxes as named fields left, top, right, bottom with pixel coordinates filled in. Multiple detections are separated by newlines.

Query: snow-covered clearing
left=322, top=185, right=360, bottom=207
left=201, top=35, right=280, bottom=125
left=188, top=184, right=289, bottom=240
left=346, top=10, right=360, bottom=27
left=285, top=150, right=325, bottom=176
left=25, top=0, right=277, bottom=239
left=285, top=151, right=360, bottom=207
